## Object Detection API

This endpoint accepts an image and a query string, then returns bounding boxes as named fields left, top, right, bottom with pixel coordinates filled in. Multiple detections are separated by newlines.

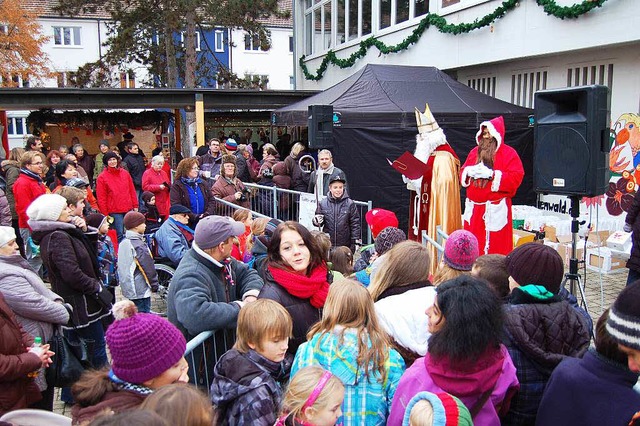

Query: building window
left=53, top=26, right=81, bottom=46
left=511, top=70, right=548, bottom=108
left=244, top=73, right=269, bottom=89
left=244, top=32, right=263, bottom=51
left=214, top=30, right=225, bottom=52
left=7, top=116, right=27, bottom=136
left=180, top=31, right=201, bottom=51
left=0, top=25, right=8, bottom=35
left=304, top=0, right=335, bottom=53
left=379, top=0, right=428, bottom=31
left=1, top=74, right=29, bottom=88
left=289, top=35, right=294, bottom=53
left=56, top=72, right=77, bottom=88
left=567, top=63, right=613, bottom=89
left=467, top=76, right=496, bottom=97
left=120, top=71, right=136, bottom=88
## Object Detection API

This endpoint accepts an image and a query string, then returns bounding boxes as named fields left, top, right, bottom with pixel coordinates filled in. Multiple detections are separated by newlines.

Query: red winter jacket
left=96, top=167, right=138, bottom=214
left=13, top=172, right=47, bottom=229
left=142, top=168, right=171, bottom=219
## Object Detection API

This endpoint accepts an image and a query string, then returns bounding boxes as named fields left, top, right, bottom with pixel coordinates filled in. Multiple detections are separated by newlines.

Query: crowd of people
left=0, top=127, right=639, bottom=426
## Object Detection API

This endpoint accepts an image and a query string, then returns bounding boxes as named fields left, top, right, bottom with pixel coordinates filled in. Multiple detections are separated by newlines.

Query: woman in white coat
left=368, top=240, right=436, bottom=367
left=0, top=226, right=70, bottom=411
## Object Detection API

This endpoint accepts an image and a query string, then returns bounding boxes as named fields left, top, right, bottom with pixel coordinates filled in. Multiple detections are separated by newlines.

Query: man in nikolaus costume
left=396, top=104, right=461, bottom=274
left=460, top=116, right=524, bottom=255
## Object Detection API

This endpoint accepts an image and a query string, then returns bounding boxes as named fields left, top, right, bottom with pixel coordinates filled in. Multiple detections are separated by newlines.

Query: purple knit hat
left=106, top=301, right=186, bottom=384
left=443, top=230, right=479, bottom=271
left=374, top=226, right=407, bottom=256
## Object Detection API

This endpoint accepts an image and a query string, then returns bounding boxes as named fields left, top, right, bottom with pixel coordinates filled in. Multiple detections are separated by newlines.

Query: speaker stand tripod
left=562, top=196, right=589, bottom=314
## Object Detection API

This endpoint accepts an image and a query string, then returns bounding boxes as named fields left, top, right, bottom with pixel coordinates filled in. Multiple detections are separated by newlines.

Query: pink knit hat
left=106, top=301, right=186, bottom=384
left=443, top=230, right=479, bottom=271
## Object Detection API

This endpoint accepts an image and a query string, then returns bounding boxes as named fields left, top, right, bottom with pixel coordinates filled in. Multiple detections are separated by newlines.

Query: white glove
left=313, top=214, right=325, bottom=227
left=624, top=223, right=633, bottom=233
left=464, top=163, right=482, bottom=179
left=473, top=162, right=494, bottom=180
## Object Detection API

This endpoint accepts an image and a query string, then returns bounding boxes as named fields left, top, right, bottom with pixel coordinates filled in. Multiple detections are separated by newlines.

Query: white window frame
left=214, top=30, right=225, bottom=52
left=7, top=116, right=28, bottom=136
left=180, top=31, right=201, bottom=52
left=435, top=0, right=491, bottom=16
left=244, top=32, right=262, bottom=51
left=53, top=26, right=81, bottom=46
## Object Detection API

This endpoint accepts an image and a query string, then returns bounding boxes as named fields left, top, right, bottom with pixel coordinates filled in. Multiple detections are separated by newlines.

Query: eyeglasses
left=31, top=161, right=44, bottom=166
left=191, top=166, right=200, bottom=171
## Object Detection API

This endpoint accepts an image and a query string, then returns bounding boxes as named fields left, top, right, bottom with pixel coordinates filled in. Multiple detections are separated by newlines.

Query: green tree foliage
left=54, top=0, right=288, bottom=88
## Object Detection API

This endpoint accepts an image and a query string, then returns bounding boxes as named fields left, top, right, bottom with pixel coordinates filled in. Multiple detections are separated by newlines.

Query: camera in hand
left=239, top=188, right=251, bottom=202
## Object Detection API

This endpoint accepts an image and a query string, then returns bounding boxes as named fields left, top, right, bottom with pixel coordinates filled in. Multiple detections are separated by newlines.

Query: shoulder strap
left=469, top=387, right=494, bottom=418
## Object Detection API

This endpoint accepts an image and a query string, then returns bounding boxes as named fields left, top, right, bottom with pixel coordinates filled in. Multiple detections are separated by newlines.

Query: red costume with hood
left=460, top=116, right=524, bottom=255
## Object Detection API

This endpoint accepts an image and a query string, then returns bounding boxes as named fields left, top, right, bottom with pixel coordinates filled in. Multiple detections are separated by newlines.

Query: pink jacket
left=387, top=345, right=519, bottom=426
left=142, top=168, right=171, bottom=218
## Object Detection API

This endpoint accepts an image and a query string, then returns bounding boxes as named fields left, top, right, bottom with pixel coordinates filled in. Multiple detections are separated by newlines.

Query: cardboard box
left=589, top=230, right=611, bottom=247
left=586, top=247, right=627, bottom=273
left=513, top=229, right=536, bottom=248
left=607, top=231, right=632, bottom=252
left=544, top=225, right=557, bottom=242
left=557, top=241, right=585, bottom=268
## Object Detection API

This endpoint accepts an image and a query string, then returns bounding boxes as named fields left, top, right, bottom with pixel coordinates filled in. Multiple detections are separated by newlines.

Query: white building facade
left=294, top=0, right=639, bottom=120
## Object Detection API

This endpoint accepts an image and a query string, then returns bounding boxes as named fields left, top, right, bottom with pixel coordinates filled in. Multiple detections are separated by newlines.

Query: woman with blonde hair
left=432, top=230, right=479, bottom=286
left=369, top=241, right=435, bottom=366
left=2, top=148, right=26, bottom=254
left=291, top=279, right=405, bottom=425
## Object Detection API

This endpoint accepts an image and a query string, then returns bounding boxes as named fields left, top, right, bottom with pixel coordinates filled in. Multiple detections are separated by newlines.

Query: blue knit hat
left=402, top=391, right=473, bottom=426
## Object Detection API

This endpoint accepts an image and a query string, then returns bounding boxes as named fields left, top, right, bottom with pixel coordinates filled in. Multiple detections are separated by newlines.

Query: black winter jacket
left=258, top=268, right=324, bottom=355
left=314, top=192, right=361, bottom=250
left=122, top=153, right=146, bottom=188
left=30, top=221, right=111, bottom=328
left=625, top=189, right=640, bottom=272
left=210, top=349, right=291, bottom=426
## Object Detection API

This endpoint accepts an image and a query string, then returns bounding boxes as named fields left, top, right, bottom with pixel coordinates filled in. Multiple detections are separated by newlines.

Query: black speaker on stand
left=308, top=105, right=334, bottom=149
left=533, top=84, right=611, bottom=314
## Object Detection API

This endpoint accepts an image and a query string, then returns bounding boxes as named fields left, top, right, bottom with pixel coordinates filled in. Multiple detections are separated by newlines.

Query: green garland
left=300, top=0, right=609, bottom=81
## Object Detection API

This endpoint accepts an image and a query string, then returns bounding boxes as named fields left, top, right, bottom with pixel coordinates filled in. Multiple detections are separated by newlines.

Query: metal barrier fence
left=241, top=182, right=373, bottom=244
left=184, top=329, right=234, bottom=392
left=422, top=226, right=449, bottom=265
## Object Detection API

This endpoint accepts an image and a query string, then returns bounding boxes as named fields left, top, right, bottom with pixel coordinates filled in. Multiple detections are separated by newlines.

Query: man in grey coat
left=308, top=149, right=347, bottom=199
left=167, top=215, right=263, bottom=341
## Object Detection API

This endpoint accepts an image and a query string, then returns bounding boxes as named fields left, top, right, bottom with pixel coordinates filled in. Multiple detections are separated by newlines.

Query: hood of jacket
left=425, top=345, right=507, bottom=397
left=504, top=300, right=590, bottom=371
left=210, top=349, right=290, bottom=406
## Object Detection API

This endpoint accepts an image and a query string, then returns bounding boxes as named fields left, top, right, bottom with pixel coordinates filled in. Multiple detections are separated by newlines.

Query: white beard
left=405, top=129, right=448, bottom=191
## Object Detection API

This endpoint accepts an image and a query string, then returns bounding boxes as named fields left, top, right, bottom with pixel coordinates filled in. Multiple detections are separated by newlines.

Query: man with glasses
left=13, top=151, right=47, bottom=274
left=198, top=138, right=224, bottom=182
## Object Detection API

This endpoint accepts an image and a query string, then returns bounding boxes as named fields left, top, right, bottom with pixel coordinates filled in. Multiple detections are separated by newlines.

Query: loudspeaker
left=533, top=85, right=610, bottom=197
left=308, top=105, right=333, bottom=149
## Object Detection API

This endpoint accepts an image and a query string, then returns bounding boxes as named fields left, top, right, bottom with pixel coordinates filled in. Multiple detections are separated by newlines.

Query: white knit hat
left=26, top=194, right=68, bottom=222
left=0, top=226, right=16, bottom=248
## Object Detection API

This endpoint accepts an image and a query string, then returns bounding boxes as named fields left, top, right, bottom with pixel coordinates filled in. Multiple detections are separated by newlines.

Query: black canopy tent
left=274, top=64, right=535, bottom=232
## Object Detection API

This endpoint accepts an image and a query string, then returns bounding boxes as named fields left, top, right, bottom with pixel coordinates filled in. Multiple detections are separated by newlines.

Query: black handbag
left=45, top=327, right=93, bottom=388
left=94, top=288, right=114, bottom=310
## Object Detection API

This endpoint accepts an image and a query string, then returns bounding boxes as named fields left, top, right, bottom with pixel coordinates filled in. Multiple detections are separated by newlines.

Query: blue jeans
left=60, top=320, right=109, bottom=403
left=133, top=297, right=151, bottom=313
left=111, top=213, right=125, bottom=242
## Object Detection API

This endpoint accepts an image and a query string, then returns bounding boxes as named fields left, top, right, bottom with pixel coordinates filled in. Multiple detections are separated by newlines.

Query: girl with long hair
left=258, top=221, right=331, bottom=354
left=387, top=276, right=519, bottom=426
left=291, top=279, right=405, bottom=425
left=368, top=240, right=435, bottom=366
left=432, top=230, right=478, bottom=286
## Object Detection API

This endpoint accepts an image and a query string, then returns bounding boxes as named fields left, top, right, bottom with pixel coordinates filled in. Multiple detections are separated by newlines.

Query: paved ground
left=51, top=267, right=626, bottom=417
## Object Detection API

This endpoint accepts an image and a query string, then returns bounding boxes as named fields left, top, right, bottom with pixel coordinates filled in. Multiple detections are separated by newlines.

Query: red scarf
left=268, top=264, right=329, bottom=308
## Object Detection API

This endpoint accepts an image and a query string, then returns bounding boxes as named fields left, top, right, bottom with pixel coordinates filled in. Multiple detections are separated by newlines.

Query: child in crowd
left=276, top=366, right=345, bottom=426
left=354, top=226, right=406, bottom=286
left=329, top=246, right=354, bottom=279
left=403, top=391, right=473, bottom=426
left=312, top=174, right=361, bottom=253
left=471, top=254, right=510, bottom=300
left=311, top=230, right=332, bottom=263
left=140, top=383, right=217, bottom=426
left=117, top=211, right=158, bottom=313
left=141, top=191, right=162, bottom=233
left=210, top=299, right=293, bottom=426
left=292, top=279, right=405, bottom=425
left=388, top=276, right=519, bottom=426
left=247, top=218, right=280, bottom=280
left=244, top=217, right=268, bottom=263
left=354, top=208, right=399, bottom=272
left=432, top=230, right=478, bottom=286
left=71, top=300, right=188, bottom=425
left=231, top=208, right=253, bottom=261
left=87, top=213, right=119, bottom=291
